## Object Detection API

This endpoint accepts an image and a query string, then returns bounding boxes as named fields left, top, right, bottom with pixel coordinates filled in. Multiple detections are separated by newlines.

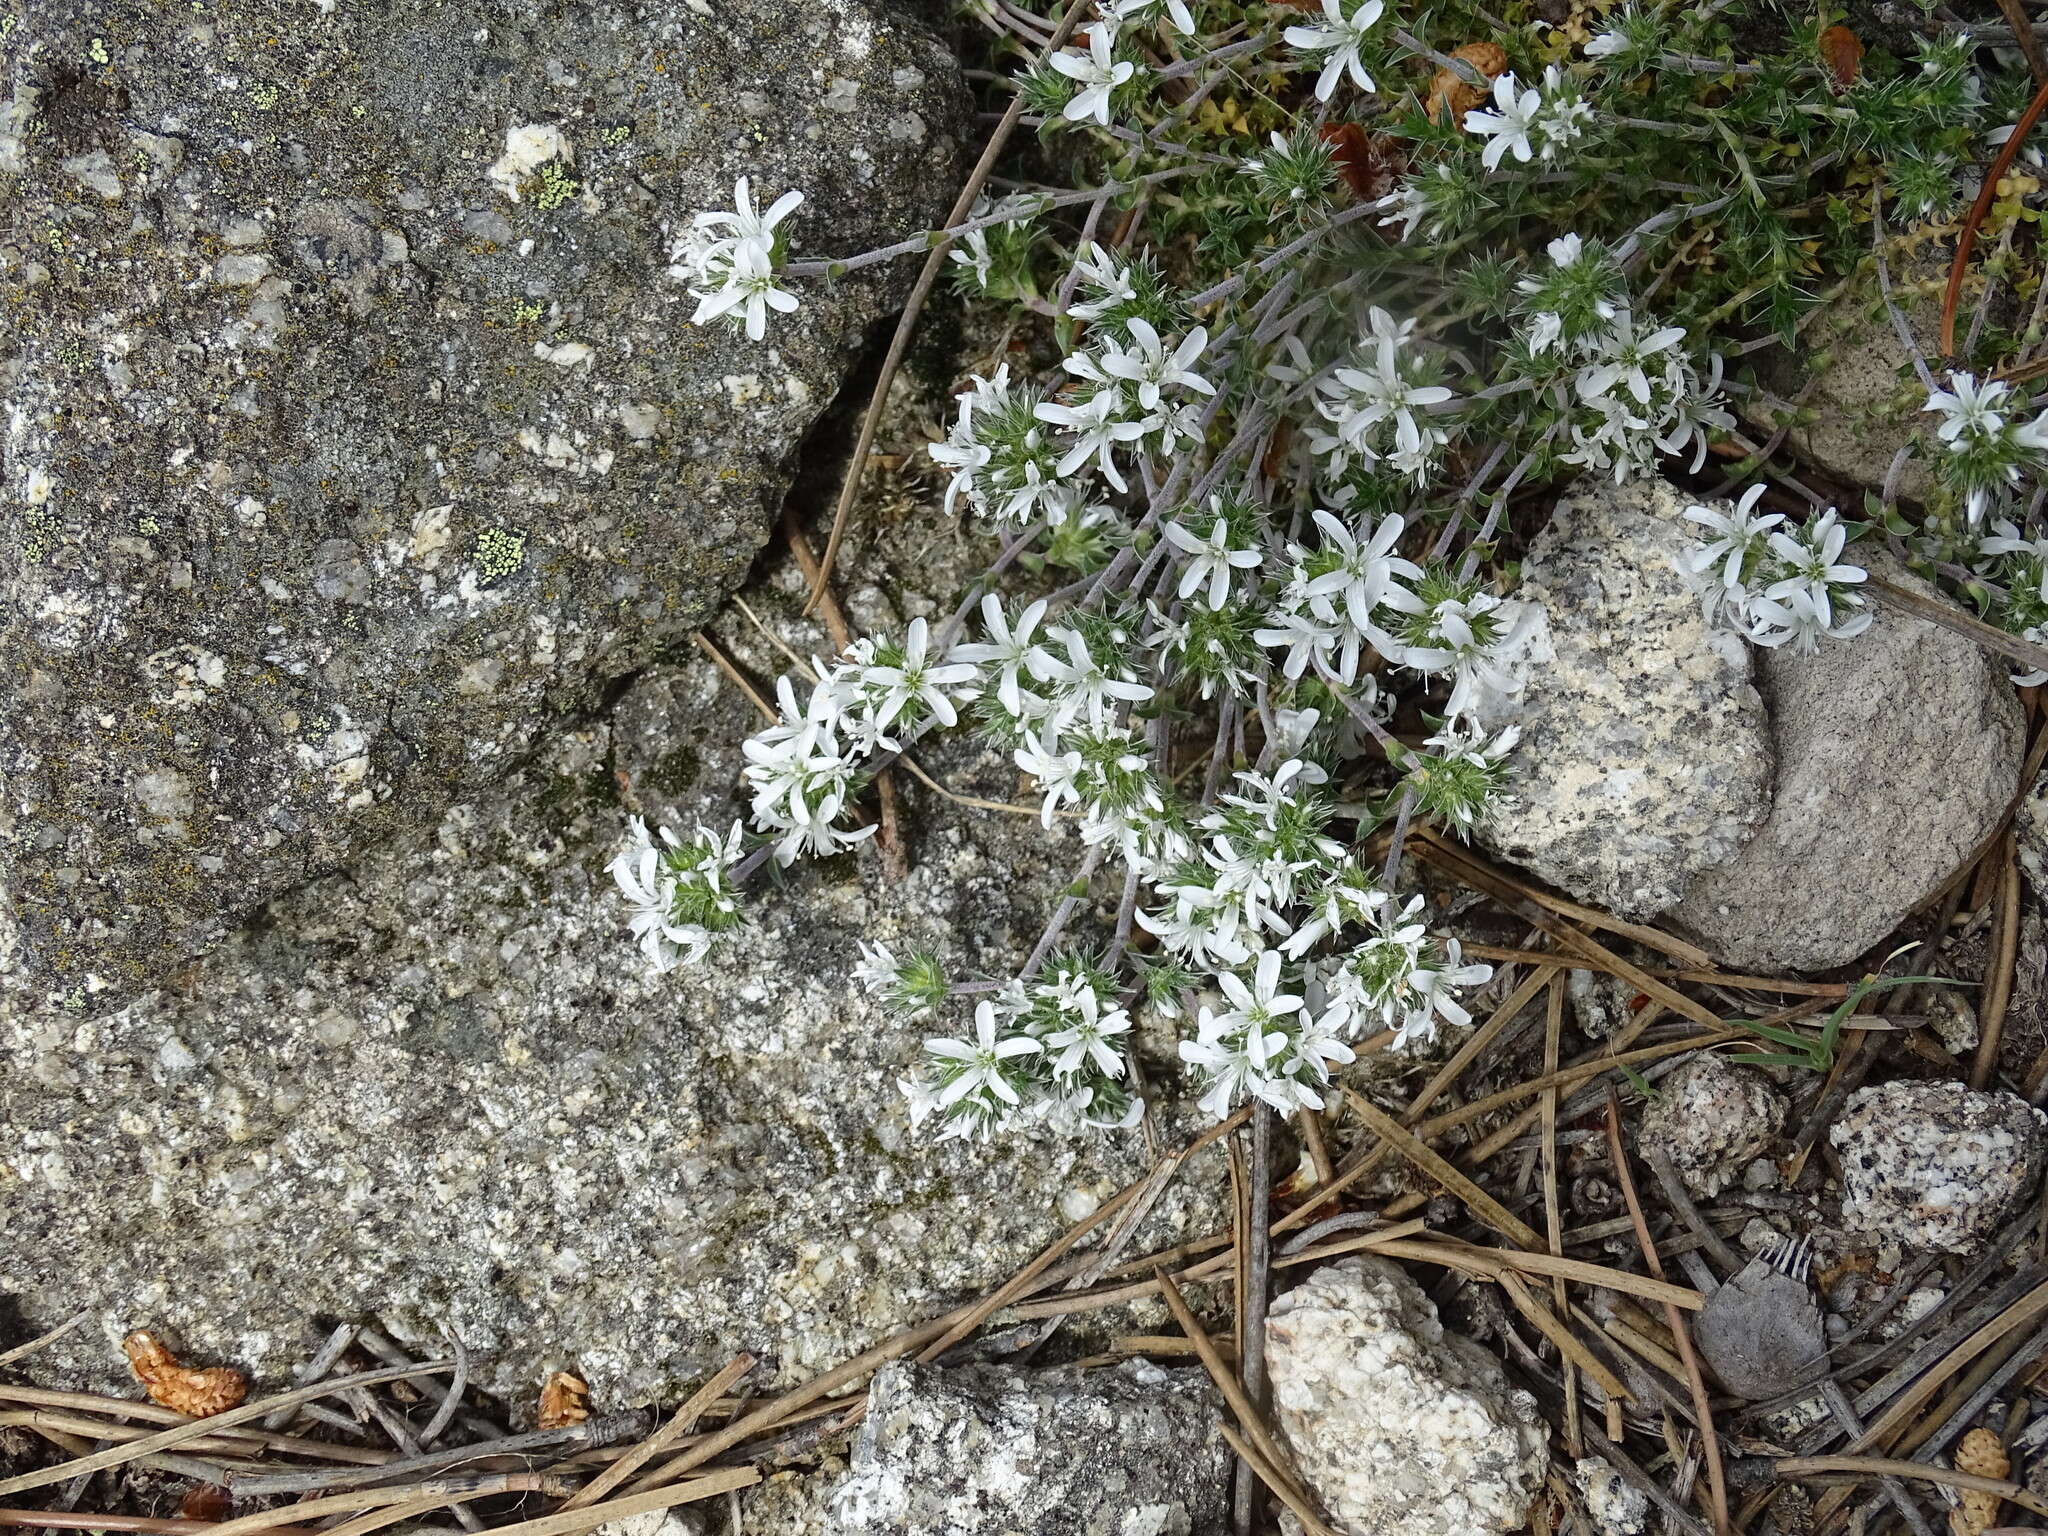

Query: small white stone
left=487, top=123, right=569, bottom=202
left=1267, top=1258, right=1547, bottom=1536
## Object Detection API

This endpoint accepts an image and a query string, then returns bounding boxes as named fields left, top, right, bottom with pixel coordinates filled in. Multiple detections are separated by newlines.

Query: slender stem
left=800, top=0, right=1097, bottom=620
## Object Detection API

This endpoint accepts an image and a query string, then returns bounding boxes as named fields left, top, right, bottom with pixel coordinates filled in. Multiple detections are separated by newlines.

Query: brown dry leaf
left=122, top=1331, right=247, bottom=1419
left=1818, top=25, right=1863, bottom=91
left=1316, top=122, right=1407, bottom=202
left=1949, top=1427, right=2007, bottom=1536
left=1426, top=42, right=1508, bottom=126
left=179, top=1486, right=232, bottom=1521
left=537, top=1369, right=591, bottom=1430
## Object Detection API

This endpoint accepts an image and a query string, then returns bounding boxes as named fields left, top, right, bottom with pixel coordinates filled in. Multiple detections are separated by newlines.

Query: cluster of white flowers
left=1037, top=316, right=1215, bottom=491
left=610, top=0, right=1907, bottom=1151
left=1509, top=238, right=1731, bottom=481
left=742, top=618, right=979, bottom=866
left=1684, top=488, right=1873, bottom=653
left=898, top=954, right=1143, bottom=1140
left=607, top=817, right=747, bottom=971
left=674, top=177, right=805, bottom=341
left=1922, top=371, right=2048, bottom=526
left=1465, top=66, right=1594, bottom=171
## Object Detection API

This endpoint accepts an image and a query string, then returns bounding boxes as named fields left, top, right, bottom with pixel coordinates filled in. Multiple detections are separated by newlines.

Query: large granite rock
left=0, top=537, right=1226, bottom=1406
left=0, top=0, right=968, bottom=1002
left=1475, top=478, right=1773, bottom=919
left=1669, top=555, right=2024, bottom=972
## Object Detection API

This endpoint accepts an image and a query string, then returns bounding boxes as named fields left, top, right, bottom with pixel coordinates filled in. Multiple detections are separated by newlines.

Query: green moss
left=473, top=525, right=527, bottom=585
left=530, top=162, right=579, bottom=212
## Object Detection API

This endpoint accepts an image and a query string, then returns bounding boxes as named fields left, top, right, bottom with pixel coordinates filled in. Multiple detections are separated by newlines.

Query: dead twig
left=1971, top=836, right=2023, bottom=1091
left=558, top=1359, right=754, bottom=1512
left=0, top=1363, right=455, bottom=1499
left=1944, top=75, right=2048, bottom=359
left=1604, top=1093, right=1730, bottom=1536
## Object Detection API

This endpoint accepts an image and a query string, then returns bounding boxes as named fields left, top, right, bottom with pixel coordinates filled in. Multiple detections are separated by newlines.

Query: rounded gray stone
left=1667, top=556, right=2024, bottom=973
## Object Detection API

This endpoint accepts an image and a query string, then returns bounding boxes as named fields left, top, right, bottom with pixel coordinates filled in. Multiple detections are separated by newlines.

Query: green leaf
left=1730, top=1050, right=1818, bottom=1069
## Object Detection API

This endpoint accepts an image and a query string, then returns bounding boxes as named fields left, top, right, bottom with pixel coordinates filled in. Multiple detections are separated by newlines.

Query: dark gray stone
left=0, top=0, right=969, bottom=1001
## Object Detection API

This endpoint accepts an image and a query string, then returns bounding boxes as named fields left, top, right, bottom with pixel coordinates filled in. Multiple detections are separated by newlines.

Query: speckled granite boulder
left=1668, top=555, right=2024, bottom=972
left=1640, top=1052, right=1786, bottom=1199
left=832, top=1360, right=1231, bottom=1535
left=1830, top=1079, right=2047, bottom=1254
left=0, top=0, right=968, bottom=1001
left=1267, top=1258, right=1547, bottom=1536
left=1474, top=477, right=1773, bottom=919
left=0, top=615, right=1223, bottom=1405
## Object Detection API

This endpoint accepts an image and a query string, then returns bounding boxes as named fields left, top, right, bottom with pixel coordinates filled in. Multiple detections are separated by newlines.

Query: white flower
left=693, top=175, right=804, bottom=254
left=1925, top=372, right=2014, bottom=446
left=1685, top=484, right=1784, bottom=592
left=927, top=1001, right=1044, bottom=1108
left=1284, top=0, right=1386, bottom=102
left=1752, top=509, right=1872, bottom=652
left=1577, top=312, right=1688, bottom=407
left=1299, top=508, right=1423, bottom=635
left=608, top=816, right=742, bottom=971
left=1029, top=626, right=1155, bottom=730
left=1068, top=241, right=1138, bottom=321
left=1981, top=518, right=2048, bottom=594
left=688, top=242, right=803, bottom=342
left=1393, top=936, right=1492, bottom=1047
left=1045, top=994, right=1134, bottom=1078
left=1015, top=730, right=1086, bottom=826
left=1213, top=949, right=1304, bottom=1047
left=1165, top=503, right=1264, bottom=609
left=853, top=940, right=900, bottom=994
left=1035, top=386, right=1149, bottom=491
left=1466, top=72, right=1543, bottom=169
left=862, top=617, right=978, bottom=732
left=1101, top=319, right=1214, bottom=411
left=1585, top=19, right=1630, bottom=56
left=954, top=594, right=1051, bottom=716
left=1051, top=27, right=1136, bottom=126
left=1101, top=0, right=1197, bottom=33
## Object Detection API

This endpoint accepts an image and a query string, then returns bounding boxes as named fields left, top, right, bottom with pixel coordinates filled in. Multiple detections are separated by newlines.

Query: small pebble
left=1640, top=1052, right=1787, bottom=1198
left=1574, top=1456, right=1651, bottom=1536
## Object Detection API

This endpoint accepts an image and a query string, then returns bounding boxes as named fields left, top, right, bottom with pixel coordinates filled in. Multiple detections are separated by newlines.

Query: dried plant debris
left=1692, top=1236, right=1826, bottom=1402
left=120, top=1331, right=247, bottom=1419
left=537, top=1370, right=591, bottom=1430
